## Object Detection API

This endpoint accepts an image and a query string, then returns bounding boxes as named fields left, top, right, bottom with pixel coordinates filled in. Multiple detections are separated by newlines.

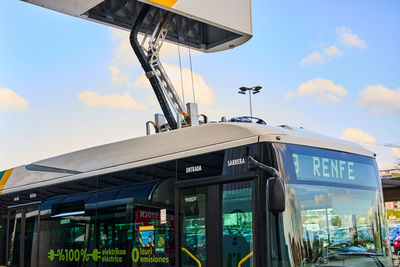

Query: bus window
left=180, top=188, right=207, bottom=267
left=8, top=210, right=22, bottom=267
left=94, top=176, right=175, bottom=266
left=39, top=195, right=97, bottom=266
left=222, top=181, right=253, bottom=267
left=24, top=206, right=40, bottom=267
left=152, top=178, right=175, bottom=205
left=4, top=206, right=40, bottom=267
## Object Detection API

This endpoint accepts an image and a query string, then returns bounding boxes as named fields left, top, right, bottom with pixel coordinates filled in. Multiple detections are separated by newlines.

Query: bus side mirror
left=268, top=176, right=285, bottom=214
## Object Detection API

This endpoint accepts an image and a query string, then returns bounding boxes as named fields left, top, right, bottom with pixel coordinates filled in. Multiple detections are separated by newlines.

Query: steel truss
left=130, top=4, right=186, bottom=128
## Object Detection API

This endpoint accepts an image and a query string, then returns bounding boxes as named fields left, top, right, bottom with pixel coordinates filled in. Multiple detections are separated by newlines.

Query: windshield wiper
left=315, top=252, right=385, bottom=267
left=337, top=252, right=385, bottom=267
left=337, top=252, right=383, bottom=256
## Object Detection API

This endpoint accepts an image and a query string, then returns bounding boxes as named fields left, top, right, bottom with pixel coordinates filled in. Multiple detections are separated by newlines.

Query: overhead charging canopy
left=21, top=0, right=253, bottom=129
left=21, top=0, right=253, bottom=52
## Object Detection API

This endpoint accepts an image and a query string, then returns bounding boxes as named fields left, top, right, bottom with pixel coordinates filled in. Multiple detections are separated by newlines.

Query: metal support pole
left=238, top=86, right=262, bottom=118
left=249, top=89, right=252, bottom=117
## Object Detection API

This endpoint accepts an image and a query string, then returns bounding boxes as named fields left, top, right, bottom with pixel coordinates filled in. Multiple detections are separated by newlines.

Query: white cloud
left=284, top=90, right=297, bottom=98
left=341, top=128, right=376, bottom=147
left=393, top=148, right=400, bottom=160
left=110, top=31, right=139, bottom=66
left=134, top=63, right=215, bottom=106
left=78, top=91, right=146, bottom=110
left=301, top=27, right=366, bottom=66
left=286, top=78, right=348, bottom=104
left=0, top=88, right=29, bottom=112
left=323, top=46, right=342, bottom=58
left=358, top=85, right=400, bottom=115
left=337, top=27, right=367, bottom=49
left=146, top=93, right=159, bottom=107
left=133, top=73, right=152, bottom=91
left=300, top=51, right=324, bottom=65
left=301, top=45, right=342, bottom=66
left=109, top=28, right=129, bottom=42
left=109, top=66, right=132, bottom=86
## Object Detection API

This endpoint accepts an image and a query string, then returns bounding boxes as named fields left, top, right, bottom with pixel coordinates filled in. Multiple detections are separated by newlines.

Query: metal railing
left=238, top=251, right=253, bottom=267
left=181, top=247, right=201, bottom=267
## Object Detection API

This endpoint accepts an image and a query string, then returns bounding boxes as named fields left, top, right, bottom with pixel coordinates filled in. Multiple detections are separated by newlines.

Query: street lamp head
left=252, top=86, right=262, bottom=94
left=239, top=86, right=249, bottom=92
left=238, top=91, right=246, bottom=94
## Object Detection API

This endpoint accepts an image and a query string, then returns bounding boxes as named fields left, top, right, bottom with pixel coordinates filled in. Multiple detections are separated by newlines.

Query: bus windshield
left=274, top=143, right=391, bottom=266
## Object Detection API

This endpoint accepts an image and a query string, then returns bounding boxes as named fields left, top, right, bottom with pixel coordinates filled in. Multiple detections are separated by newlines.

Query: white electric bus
left=0, top=122, right=391, bottom=266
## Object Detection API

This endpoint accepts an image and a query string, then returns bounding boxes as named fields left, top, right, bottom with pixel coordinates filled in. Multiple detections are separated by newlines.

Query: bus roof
left=1, top=123, right=374, bottom=195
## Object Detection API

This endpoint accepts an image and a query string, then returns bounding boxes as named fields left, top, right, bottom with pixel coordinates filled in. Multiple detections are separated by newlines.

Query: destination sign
left=292, top=154, right=377, bottom=187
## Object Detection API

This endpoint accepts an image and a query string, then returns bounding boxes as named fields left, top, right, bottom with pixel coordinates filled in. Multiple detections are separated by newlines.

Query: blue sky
left=1, top=0, right=399, bottom=170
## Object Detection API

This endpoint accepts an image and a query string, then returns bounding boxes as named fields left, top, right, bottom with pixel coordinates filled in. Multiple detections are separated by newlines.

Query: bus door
left=6, top=204, right=40, bottom=267
left=178, top=180, right=255, bottom=267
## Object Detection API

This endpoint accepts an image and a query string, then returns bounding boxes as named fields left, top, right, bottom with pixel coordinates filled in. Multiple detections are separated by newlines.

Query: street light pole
left=238, top=86, right=262, bottom=117
left=248, top=90, right=252, bottom=117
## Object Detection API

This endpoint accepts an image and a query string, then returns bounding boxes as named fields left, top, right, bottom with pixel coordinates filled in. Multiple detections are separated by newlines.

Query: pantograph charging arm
left=129, top=4, right=178, bottom=129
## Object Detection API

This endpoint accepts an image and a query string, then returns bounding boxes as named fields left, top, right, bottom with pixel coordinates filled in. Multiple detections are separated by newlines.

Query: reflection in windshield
left=274, top=143, right=391, bottom=266
left=286, top=184, right=385, bottom=265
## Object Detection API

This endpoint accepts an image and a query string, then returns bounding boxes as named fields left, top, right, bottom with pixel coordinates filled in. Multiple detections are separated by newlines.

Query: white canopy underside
left=21, top=0, right=253, bottom=52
